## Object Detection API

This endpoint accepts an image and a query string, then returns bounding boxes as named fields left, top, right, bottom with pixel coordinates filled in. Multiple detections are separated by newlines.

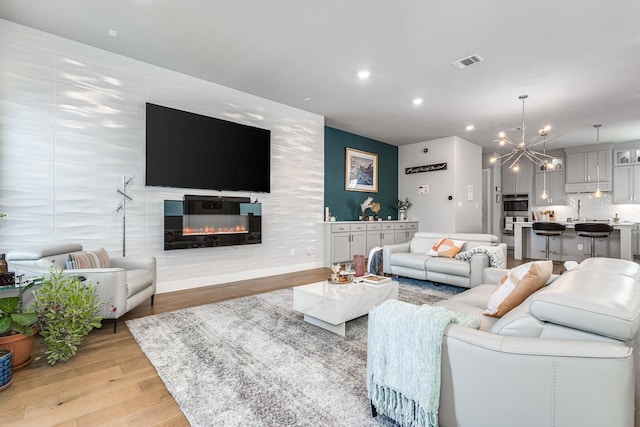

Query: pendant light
left=540, top=132, right=549, bottom=201
left=593, top=124, right=602, bottom=198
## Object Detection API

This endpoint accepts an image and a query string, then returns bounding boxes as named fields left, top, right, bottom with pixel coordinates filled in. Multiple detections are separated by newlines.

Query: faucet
left=577, top=199, right=581, bottom=220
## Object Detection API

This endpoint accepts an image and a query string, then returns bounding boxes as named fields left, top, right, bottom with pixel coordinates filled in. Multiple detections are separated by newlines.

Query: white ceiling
left=1, top=0, right=639, bottom=152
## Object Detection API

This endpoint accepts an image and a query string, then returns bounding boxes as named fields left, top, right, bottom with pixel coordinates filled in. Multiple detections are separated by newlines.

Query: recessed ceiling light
left=412, top=98, right=424, bottom=106
left=466, top=125, right=475, bottom=131
left=108, top=28, right=118, bottom=38
left=357, top=70, right=370, bottom=79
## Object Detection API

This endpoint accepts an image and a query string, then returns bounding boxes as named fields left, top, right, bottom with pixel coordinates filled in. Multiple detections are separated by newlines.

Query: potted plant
left=33, top=268, right=103, bottom=365
left=0, top=349, right=12, bottom=391
left=0, top=282, right=38, bottom=369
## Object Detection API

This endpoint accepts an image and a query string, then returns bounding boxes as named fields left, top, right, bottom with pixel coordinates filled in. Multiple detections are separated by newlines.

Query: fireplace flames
left=183, top=225, right=248, bottom=236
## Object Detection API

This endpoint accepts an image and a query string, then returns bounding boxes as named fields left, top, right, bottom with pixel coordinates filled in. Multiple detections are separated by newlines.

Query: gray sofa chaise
left=382, top=232, right=507, bottom=288
left=369, top=257, right=640, bottom=427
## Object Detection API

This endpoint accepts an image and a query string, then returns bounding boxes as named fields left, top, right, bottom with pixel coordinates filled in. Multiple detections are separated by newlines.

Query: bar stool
left=574, top=223, right=614, bottom=258
left=532, top=222, right=566, bottom=260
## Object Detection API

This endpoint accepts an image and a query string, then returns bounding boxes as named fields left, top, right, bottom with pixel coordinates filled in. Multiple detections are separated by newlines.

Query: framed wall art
left=345, top=147, right=378, bottom=193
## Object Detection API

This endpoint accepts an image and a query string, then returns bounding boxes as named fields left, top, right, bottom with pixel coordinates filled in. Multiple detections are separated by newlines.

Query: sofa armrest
left=439, top=325, right=634, bottom=427
left=469, top=254, right=491, bottom=287
left=382, top=242, right=411, bottom=274
left=60, top=268, right=128, bottom=319
left=110, top=255, right=156, bottom=273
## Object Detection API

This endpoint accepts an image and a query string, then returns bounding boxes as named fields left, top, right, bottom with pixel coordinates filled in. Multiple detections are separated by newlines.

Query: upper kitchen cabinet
left=613, top=141, right=640, bottom=204
left=501, top=158, right=533, bottom=196
left=564, top=143, right=612, bottom=193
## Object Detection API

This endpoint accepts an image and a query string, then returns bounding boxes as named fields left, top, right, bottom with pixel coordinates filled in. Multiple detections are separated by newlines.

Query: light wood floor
left=0, top=260, right=637, bottom=426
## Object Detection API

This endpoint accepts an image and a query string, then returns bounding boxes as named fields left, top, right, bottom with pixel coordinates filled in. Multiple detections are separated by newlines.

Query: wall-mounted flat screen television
left=146, top=103, right=271, bottom=193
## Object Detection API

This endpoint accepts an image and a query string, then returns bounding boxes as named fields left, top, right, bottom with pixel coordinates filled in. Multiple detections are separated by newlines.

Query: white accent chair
left=6, top=244, right=156, bottom=332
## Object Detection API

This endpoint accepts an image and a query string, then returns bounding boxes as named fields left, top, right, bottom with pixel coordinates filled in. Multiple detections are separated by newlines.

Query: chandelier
left=490, top=95, right=559, bottom=171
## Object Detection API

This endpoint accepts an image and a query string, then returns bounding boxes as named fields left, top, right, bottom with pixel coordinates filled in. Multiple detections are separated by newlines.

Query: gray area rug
left=126, top=282, right=457, bottom=426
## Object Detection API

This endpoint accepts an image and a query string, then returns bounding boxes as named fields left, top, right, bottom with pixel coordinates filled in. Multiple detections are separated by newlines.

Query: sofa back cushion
left=530, top=269, right=640, bottom=341
left=409, top=232, right=446, bottom=254
left=450, top=233, right=498, bottom=251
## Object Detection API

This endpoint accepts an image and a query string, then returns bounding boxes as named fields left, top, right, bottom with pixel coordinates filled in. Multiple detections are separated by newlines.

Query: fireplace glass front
left=164, top=196, right=261, bottom=250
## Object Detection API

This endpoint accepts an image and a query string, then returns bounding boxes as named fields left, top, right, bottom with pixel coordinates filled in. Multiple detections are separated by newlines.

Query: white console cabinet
left=324, top=221, right=418, bottom=266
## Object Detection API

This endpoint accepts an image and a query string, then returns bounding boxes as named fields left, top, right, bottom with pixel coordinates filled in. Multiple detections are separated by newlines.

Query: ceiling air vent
left=451, top=54, right=484, bottom=69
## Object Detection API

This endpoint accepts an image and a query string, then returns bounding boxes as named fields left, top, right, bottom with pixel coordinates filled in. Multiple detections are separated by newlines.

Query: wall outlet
left=578, top=244, right=584, bottom=251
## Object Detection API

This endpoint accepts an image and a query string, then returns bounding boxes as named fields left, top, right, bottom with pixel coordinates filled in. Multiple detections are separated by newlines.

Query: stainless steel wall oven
left=502, top=194, right=529, bottom=235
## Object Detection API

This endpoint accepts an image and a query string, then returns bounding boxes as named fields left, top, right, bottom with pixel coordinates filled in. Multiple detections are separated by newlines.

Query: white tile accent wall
left=0, top=20, right=325, bottom=293
left=533, top=193, right=640, bottom=223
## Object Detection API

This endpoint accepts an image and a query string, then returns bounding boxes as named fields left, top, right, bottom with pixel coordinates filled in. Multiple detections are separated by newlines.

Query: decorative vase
left=0, top=327, right=37, bottom=369
left=353, top=255, right=366, bottom=277
left=0, top=349, right=12, bottom=391
left=400, top=211, right=406, bottom=221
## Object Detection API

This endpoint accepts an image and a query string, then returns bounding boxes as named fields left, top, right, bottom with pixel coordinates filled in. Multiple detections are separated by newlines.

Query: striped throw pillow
left=66, top=248, right=111, bottom=269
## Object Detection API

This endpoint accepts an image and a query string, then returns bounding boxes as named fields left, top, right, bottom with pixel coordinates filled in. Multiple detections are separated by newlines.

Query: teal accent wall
left=324, top=127, right=398, bottom=221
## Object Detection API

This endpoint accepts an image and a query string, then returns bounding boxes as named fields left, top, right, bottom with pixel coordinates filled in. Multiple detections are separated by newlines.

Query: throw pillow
left=66, top=248, right=112, bottom=269
left=428, top=238, right=465, bottom=258
left=484, top=260, right=553, bottom=318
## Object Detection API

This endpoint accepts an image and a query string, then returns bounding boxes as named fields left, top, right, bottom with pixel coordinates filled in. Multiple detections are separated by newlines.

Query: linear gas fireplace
left=164, top=195, right=262, bottom=250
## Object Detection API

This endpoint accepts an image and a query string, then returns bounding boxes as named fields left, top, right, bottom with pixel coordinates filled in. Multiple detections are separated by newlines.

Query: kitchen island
left=514, top=221, right=635, bottom=261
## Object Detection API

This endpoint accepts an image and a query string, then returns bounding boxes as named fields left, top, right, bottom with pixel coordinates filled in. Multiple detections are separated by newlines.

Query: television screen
left=146, top=103, right=271, bottom=193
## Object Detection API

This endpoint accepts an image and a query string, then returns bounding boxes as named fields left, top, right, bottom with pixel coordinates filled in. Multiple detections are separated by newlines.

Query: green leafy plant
left=0, top=291, right=37, bottom=337
left=33, top=268, right=103, bottom=365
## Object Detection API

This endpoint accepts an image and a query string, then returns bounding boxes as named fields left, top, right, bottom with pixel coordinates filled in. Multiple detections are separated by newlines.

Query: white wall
left=398, top=136, right=482, bottom=233
left=0, top=20, right=325, bottom=293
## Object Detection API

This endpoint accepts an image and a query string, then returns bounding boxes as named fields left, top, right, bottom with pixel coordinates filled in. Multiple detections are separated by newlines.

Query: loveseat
left=6, top=243, right=156, bottom=332
left=369, top=257, right=640, bottom=427
left=382, top=232, right=507, bottom=288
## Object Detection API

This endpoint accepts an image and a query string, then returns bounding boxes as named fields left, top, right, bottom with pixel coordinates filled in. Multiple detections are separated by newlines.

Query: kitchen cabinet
left=614, top=147, right=640, bottom=166
left=564, top=148, right=611, bottom=192
left=613, top=144, right=640, bottom=204
left=325, top=223, right=366, bottom=265
left=394, top=221, right=418, bottom=244
left=324, top=221, right=418, bottom=266
left=613, top=165, right=640, bottom=204
left=366, top=222, right=395, bottom=254
left=501, top=159, right=533, bottom=195
left=534, top=158, right=566, bottom=205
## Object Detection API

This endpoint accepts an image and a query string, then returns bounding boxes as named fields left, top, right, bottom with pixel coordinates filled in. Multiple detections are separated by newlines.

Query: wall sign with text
left=405, top=162, right=447, bottom=174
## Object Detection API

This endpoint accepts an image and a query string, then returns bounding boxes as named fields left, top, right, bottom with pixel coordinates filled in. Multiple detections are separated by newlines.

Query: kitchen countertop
left=514, top=221, right=635, bottom=261
left=517, top=221, right=635, bottom=228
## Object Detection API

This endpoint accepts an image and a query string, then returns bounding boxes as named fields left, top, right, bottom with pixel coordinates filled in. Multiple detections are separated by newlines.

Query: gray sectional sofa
left=382, top=232, right=507, bottom=288
left=369, top=257, right=640, bottom=426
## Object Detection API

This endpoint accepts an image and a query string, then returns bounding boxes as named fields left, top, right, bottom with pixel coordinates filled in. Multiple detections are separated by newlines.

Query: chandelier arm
left=496, top=150, right=521, bottom=164
left=493, top=138, right=521, bottom=149
left=528, top=134, right=563, bottom=148
left=522, top=150, right=548, bottom=166
left=509, top=151, right=527, bottom=169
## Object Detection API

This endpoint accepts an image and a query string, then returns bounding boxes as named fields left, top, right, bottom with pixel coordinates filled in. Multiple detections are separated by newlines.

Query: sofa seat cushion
left=530, top=269, right=640, bottom=341
left=434, top=285, right=497, bottom=331
left=127, top=269, right=154, bottom=296
left=389, top=252, right=429, bottom=270
left=425, top=257, right=470, bottom=277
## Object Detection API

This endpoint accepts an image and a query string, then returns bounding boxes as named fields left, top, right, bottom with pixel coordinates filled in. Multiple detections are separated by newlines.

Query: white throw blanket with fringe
left=454, top=245, right=506, bottom=269
left=368, top=300, right=481, bottom=427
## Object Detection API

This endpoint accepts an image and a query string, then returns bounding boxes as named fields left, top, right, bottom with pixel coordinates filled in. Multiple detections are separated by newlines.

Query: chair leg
left=113, top=319, right=117, bottom=334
